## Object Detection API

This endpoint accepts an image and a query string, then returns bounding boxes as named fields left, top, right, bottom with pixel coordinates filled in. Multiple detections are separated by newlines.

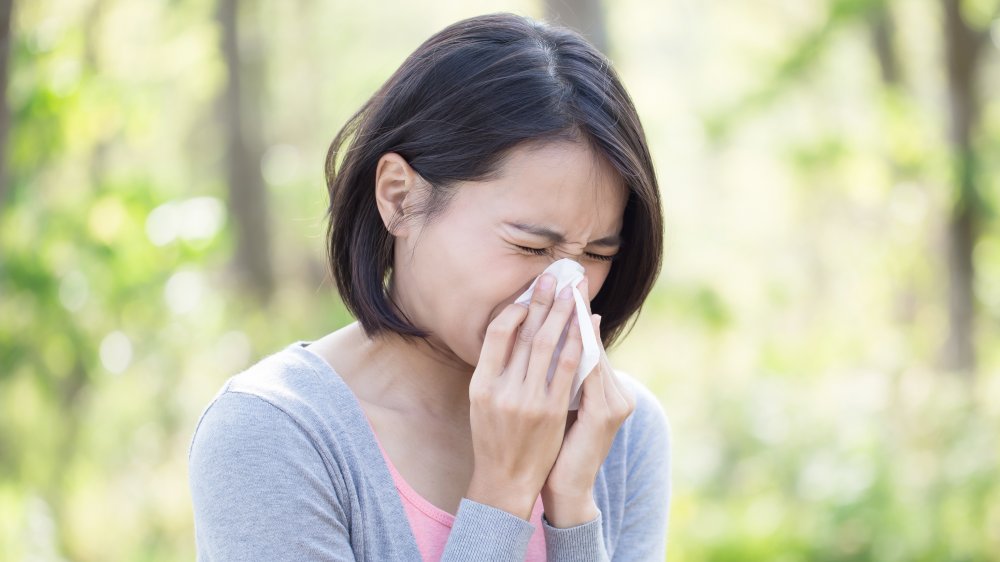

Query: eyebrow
left=504, top=221, right=623, bottom=248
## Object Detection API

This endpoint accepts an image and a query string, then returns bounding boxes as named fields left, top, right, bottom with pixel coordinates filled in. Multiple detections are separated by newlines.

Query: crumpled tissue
left=514, top=258, right=601, bottom=410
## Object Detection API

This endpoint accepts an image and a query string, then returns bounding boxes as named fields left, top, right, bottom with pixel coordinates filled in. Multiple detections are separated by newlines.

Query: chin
left=458, top=344, right=481, bottom=370
left=452, top=333, right=484, bottom=370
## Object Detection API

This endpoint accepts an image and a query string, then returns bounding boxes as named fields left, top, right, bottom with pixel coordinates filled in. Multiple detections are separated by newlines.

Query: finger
left=581, top=313, right=604, bottom=379
left=579, top=314, right=609, bottom=410
left=593, top=321, right=635, bottom=416
left=594, top=314, right=608, bottom=366
left=523, top=284, right=578, bottom=391
left=600, top=356, right=625, bottom=409
left=475, top=303, right=529, bottom=380
left=506, top=273, right=557, bottom=379
left=604, top=365, right=636, bottom=417
left=578, top=277, right=593, bottom=316
left=577, top=277, right=603, bottom=345
left=545, top=303, right=584, bottom=405
left=578, top=351, right=609, bottom=413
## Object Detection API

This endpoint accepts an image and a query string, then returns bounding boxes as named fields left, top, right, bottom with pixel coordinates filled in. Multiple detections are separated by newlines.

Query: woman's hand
left=466, top=273, right=587, bottom=521
left=541, top=276, right=637, bottom=528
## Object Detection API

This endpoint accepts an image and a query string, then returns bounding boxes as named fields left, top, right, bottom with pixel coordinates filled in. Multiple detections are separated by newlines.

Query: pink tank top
left=367, top=424, right=548, bottom=561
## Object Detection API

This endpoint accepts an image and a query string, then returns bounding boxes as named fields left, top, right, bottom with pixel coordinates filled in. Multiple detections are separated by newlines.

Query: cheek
left=467, top=259, right=534, bottom=333
left=585, top=265, right=613, bottom=301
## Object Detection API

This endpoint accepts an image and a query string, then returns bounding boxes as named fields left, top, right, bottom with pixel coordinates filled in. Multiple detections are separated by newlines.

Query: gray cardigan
left=188, top=341, right=672, bottom=561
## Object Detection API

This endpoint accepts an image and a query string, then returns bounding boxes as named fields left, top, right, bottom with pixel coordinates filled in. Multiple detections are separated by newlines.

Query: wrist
left=541, top=488, right=599, bottom=528
left=466, top=474, right=538, bottom=521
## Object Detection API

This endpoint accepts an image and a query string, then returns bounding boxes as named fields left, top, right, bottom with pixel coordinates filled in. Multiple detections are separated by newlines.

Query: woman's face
left=380, top=140, right=627, bottom=368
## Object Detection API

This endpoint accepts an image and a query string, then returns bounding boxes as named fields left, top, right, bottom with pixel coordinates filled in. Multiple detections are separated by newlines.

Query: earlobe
left=374, top=152, right=419, bottom=236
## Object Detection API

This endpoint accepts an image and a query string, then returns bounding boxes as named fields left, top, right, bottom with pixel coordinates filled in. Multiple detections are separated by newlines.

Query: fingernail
left=558, top=286, right=572, bottom=300
left=539, top=274, right=554, bottom=290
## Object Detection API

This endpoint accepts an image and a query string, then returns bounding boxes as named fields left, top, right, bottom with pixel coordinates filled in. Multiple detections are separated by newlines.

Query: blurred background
left=1, top=0, right=999, bottom=560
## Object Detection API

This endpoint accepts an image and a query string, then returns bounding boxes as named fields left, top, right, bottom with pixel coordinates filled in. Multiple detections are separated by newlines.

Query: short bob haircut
left=325, top=12, right=663, bottom=349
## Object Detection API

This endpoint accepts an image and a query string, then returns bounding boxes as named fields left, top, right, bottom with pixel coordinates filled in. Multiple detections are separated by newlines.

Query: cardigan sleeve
left=188, top=390, right=358, bottom=561
left=541, top=376, right=673, bottom=562
left=189, top=389, right=539, bottom=561
left=542, top=510, right=609, bottom=561
left=614, top=378, right=673, bottom=560
left=440, top=499, right=538, bottom=560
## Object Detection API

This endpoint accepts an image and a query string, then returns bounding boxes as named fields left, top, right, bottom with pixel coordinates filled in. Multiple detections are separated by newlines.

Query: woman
left=189, top=12, right=671, bottom=561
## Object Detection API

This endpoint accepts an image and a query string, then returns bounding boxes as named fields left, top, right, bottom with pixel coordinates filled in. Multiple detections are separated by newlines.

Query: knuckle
left=551, top=296, right=572, bottom=314
left=618, top=409, right=633, bottom=425
left=507, top=303, right=530, bottom=322
left=507, top=302, right=529, bottom=314
left=531, top=289, right=553, bottom=307
left=563, top=334, right=582, bottom=352
left=532, top=332, right=558, bottom=351
left=470, top=390, right=493, bottom=410
left=486, top=305, right=528, bottom=338
left=516, top=326, right=537, bottom=345
left=567, top=321, right=582, bottom=338
left=491, top=308, right=523, bottom=332
left=520, top=403, right=545, bottom=421
left=557, top=352, right=580, bottom=371
left=469, top=383, right=489, bottom=402
left=494, top=395, right=520, bottom=415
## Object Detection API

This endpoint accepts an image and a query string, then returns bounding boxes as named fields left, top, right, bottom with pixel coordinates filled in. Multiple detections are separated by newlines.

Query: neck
left=333, top=322, right=474, bottom=424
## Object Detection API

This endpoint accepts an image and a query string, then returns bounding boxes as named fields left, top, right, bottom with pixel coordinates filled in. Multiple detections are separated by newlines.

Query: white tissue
left=514, top=258, right=601, bottom=410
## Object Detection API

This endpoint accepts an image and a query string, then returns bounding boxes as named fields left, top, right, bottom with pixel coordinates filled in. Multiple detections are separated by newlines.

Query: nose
left=549, top=247, right=586, bottom=262
left=534, top=257, right=593, bottom=297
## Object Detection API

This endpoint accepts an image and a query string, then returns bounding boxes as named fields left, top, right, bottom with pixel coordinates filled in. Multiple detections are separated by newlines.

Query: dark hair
left=325, top=12, right=663, bottom=349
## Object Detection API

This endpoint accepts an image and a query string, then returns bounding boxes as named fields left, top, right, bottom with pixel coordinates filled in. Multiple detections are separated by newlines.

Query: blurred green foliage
left=1, top=0, right=998, bottom=561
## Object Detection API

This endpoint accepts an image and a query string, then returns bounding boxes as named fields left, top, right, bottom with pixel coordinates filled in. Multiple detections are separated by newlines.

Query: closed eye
left=513, top=244, right=617, bottom=263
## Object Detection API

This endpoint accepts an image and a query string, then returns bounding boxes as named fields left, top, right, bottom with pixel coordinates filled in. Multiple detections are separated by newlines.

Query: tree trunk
left=939, top=0, right=987, bottom=375
left=0, top=0, right=13, bottom=207
left=544, top=0, right=608, bottom=55
left=870, top=0, right=901, bottom=87
left=218, top=0, right=274, bottom=302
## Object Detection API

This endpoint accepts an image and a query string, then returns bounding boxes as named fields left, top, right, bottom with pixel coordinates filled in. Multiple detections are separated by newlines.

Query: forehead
left=466, top=141, right=627, bottom=229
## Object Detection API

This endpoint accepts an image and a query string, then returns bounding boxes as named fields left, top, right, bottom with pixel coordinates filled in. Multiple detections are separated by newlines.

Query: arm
left=540, top=379, right=672, bottom=562
left=439, top=498, right=538, bottom=560
left=188, top=391, right=357, bottom=561
left=542, top=509, right=609, bottom=562
left=613, top=380, right=673, bottom=560
left=189, top=390, right=541, bottom=561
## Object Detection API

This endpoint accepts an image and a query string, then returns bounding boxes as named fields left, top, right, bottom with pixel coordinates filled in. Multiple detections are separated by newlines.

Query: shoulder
left=224, top=342, right=334, bottom=408
left=188, top=385, right=311, bottom=471
left=187, top=342, right=354, bottom=464
left=187, top=347, right=357, bottom=559
left=602, top=370, right=673, bottom=560
left=612, top=368, right=672, bottom=470
left=617, top=369, right=671, bottom=442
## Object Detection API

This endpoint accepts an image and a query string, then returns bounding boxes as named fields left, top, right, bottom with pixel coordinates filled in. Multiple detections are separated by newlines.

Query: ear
left=374, top=152, right=422, bottom=237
